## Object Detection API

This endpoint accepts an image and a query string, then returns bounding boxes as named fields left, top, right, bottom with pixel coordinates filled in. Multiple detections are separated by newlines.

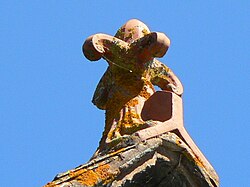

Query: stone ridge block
left=43, top=133, right=218, bottom=187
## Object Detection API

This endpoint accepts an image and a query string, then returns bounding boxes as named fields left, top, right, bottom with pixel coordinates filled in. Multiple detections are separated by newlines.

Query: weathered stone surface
left=82, top=19, right=183, bottom=157
left=43, top=19, right=219, bottom=187
left=44, top=133, right=218, bottom=187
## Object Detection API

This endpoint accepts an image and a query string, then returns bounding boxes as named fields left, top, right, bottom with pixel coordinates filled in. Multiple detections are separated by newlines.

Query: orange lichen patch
left=175, top=138, right=183, bottom=146
left=122, top=110, right=140, bottom=124
left=116, top=111, right=140, bottom=134
left=139, top=85, right=152, bottom=99
left=193, top=155, right=206, bottom=168
left=95, top=164, right=114, bottom=184
left=72, top=170, right=98, bottom=186
left=146, top=79, right=155, bottom=92
left=106, top=105, right=146, bottom=141
left=121, top=122, right=148, bottom=136
left=125, top=98, right=139, bottom=107
left=104, top=79, right=155, bottom=142
left=68, top=164, right=112, bottom=186
left=142, top=28, right=149, bottom=35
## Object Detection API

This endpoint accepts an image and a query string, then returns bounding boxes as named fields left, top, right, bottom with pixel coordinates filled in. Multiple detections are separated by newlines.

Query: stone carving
left=83, top=19, right=183, bottom=156
left=43, top=19, right=219, bottom=187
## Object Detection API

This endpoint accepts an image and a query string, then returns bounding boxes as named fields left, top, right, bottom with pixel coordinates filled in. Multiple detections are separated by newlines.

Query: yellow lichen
left=139, top=85, right=152, bottom=99
left=125, top=98, right=139, bottom=107
left=95, top=164, right=114, bottom=184
left=104, top=77, right=155, bottom=143
left=183, top=151, right=205, bottom=168
left=142, top=28, right=149, bottom=36
left=75, top=170, right=98, bottom=186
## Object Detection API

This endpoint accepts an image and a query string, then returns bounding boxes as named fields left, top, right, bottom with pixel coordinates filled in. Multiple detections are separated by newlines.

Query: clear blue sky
left=0, top=1, right=249, bottom=187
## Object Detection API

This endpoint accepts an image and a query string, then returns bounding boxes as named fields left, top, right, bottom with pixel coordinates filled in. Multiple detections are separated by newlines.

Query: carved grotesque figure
left=42, top=19, right=219, bottom=187
left=83, top=19, right=183, bottom=155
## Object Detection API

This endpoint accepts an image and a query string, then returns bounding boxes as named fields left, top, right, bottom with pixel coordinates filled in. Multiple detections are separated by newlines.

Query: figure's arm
left=150, top=59, right=183, bottom=96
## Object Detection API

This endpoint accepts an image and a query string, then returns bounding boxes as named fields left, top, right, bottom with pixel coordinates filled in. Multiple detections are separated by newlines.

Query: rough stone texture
left=44, top=133, right=218, bottom=187
left=82, top=19, right=183, bottom=157
left=43, top=19, right=219, bottom=187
